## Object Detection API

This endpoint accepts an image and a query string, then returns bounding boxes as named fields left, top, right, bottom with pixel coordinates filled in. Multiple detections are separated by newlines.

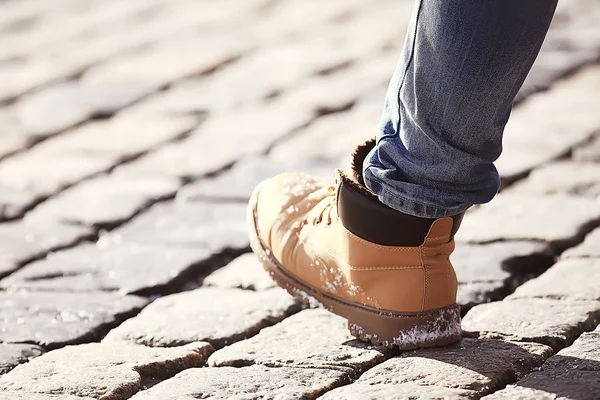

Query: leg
left=364, top=0, right=558, bottom=218
left=250, top=0, right=558, bottom=348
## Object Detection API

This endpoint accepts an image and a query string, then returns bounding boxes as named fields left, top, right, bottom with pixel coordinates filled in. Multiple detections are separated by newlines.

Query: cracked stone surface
left=0, top=220, right=92, bottom=277
left=509, top=258, right=600, bottom=301
left=509, top=161, right=600, bottom=197
left=178, top=156, right=336, bottom=202
left=321, top=384, right=477, bottom=400
left=562, top=226, right=600, bottom=258
left=452, top=241, right=553, bottom=309
left=103, top=287, right=301, bottom=349
left=1, top=242, right=212, bottom=295
left=131, top=365, right=350, bottom=400
left=0, top=291, right=148, bottom=349
left=462, top=298, right=600, bottom=350
left=0, top=342, right=213, bottom=400
left=208, top=309, right=395, bottom=377
left=26, top=174, right=180, bottom=227
left=0, top=344, right=44, bottom=375
left=203, top=253, right=276, bottom=291
left=106, top=201, right=248, bottom=250
left=456, top=193, right=600, bottom=248
left=484, top=330, right=600, bottom=400
left=356, top=339, right=552, bottom=396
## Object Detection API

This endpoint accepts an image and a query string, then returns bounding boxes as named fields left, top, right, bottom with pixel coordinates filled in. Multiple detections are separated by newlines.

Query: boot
left=247, top=139, right=464, bottom=349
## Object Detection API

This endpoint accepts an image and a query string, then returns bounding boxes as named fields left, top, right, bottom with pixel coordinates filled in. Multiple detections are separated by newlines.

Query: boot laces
left=310, top=174, right=340, bottom=226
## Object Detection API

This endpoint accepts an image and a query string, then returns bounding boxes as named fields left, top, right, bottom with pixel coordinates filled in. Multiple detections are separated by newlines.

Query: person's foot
left=247, top=139, right=464, bottom=349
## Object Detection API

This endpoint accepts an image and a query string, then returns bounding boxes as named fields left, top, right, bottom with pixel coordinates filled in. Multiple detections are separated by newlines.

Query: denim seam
left=395, top=0, right=423, bottom=124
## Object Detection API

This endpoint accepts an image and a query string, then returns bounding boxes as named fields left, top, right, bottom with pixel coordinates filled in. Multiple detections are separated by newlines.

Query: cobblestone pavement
left=0, top=0, right=599, bottom=399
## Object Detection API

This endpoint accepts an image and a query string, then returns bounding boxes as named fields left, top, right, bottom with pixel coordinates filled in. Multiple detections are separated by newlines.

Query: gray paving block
left=0, top=342, right=212, bottom=400
left=104, top=287, right=301, bottom=349
left=0, top=291, right=148, bottom=349
left=2, top=242, right=213, bottom=295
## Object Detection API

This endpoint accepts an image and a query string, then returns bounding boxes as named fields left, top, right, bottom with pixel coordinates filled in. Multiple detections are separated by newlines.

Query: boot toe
left=250, top=172, right=324, bottom=249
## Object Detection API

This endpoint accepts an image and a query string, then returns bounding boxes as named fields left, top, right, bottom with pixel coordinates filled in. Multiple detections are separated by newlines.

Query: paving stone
left=497, top=66, right=600, bottom=181
left=356, top=339, right=552, bottom=396
left=484, top=330, right=600, bottom=400
left=517, top=47, right=598, bottom=103
left=483, top=370, right=600, bottom=400
left=106, top=200, right=248, bottom=251
left=0, top=342, right=213, bottom=400
left=208, top=309, right=395, bottom=377
left=508, top=161, right=600, bottom=197
left=1, top=242, right=212, bottom=295
left=0, top=291, right=148, bottom=349
left=0, top=2, right=244, bottom=103
left=203, top=253, right=276, bottom=291
left=562, top=226, right=600, bottom=258
left=0, top=52, right=84, bottom=103
left=0, top=220, right=92, bottom=277
left=462, top=298, right=600, bottom=350
left=573, top=135, right=600, bottom=162
left=116, top=100, right=313, bottom=179
left=36, top=113, right=200, bottom=161
left=103, top=287, right=300, bottom=349
left=0, top=187, right=40, bottom=221
left=281, top=53, right=396, bottom=114
left=457, top=282, right=504, bottom=313
left=456, top=193, right=600, bottom=249
left=177, top=156, right=336, bottom=202
left=0, top=109, right=35, bottom=160
left=269, top=106, right=377, bottom=163
left=26, top=174, right=180, bottom=227
left=545, top=329, right=600, bottom=370
left=0, top=1, right=165, bottom=62
left=82, top=34, right=248, bottom=96
left=0, top=344, right=44, bottom=375
left=0, top=113, right=198, bottom=204
left=509, top=258, right=600, bottom=301
left=0, top=148, right=117, bottom=201
left=131, top=365, right=349, bottom=400
left=452, top=241, right=554, bottom=309
left=0, top=393, right=95, bottom=400
left=15, top=81, right=151, bottom=136
left=143, top=31, right=373, bottom=113
left=321, top=383, right=477, bottom=400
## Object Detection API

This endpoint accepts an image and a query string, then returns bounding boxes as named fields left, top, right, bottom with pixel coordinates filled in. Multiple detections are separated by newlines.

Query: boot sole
left=247, top=184, right=463, bottom=349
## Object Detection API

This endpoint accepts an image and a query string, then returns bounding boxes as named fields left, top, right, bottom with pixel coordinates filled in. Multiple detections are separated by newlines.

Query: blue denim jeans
left=363, top=0, right=558, bottom=218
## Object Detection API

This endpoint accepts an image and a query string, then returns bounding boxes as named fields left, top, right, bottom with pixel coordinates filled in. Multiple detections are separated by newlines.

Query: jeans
left=363, top=0, right=558, bottom=218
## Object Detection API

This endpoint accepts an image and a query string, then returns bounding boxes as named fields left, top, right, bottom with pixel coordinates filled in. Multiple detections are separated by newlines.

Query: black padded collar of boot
left=337, top=173, right=464, bottom=247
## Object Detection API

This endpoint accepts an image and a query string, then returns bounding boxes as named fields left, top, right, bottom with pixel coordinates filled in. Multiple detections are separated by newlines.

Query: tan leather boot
left=248, top=139, right=464, bottom=349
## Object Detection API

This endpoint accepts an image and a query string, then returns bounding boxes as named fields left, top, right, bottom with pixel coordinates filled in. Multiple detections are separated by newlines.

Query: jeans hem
left=364, top=173, right=472, bottom=218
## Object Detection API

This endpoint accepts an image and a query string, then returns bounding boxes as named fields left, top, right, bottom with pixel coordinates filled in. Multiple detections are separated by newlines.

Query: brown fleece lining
left=339, top=170, right=379, bottom=201
left=350, top=137, right=376, bottom=186
left=343, top=137, right=464, bottom=241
